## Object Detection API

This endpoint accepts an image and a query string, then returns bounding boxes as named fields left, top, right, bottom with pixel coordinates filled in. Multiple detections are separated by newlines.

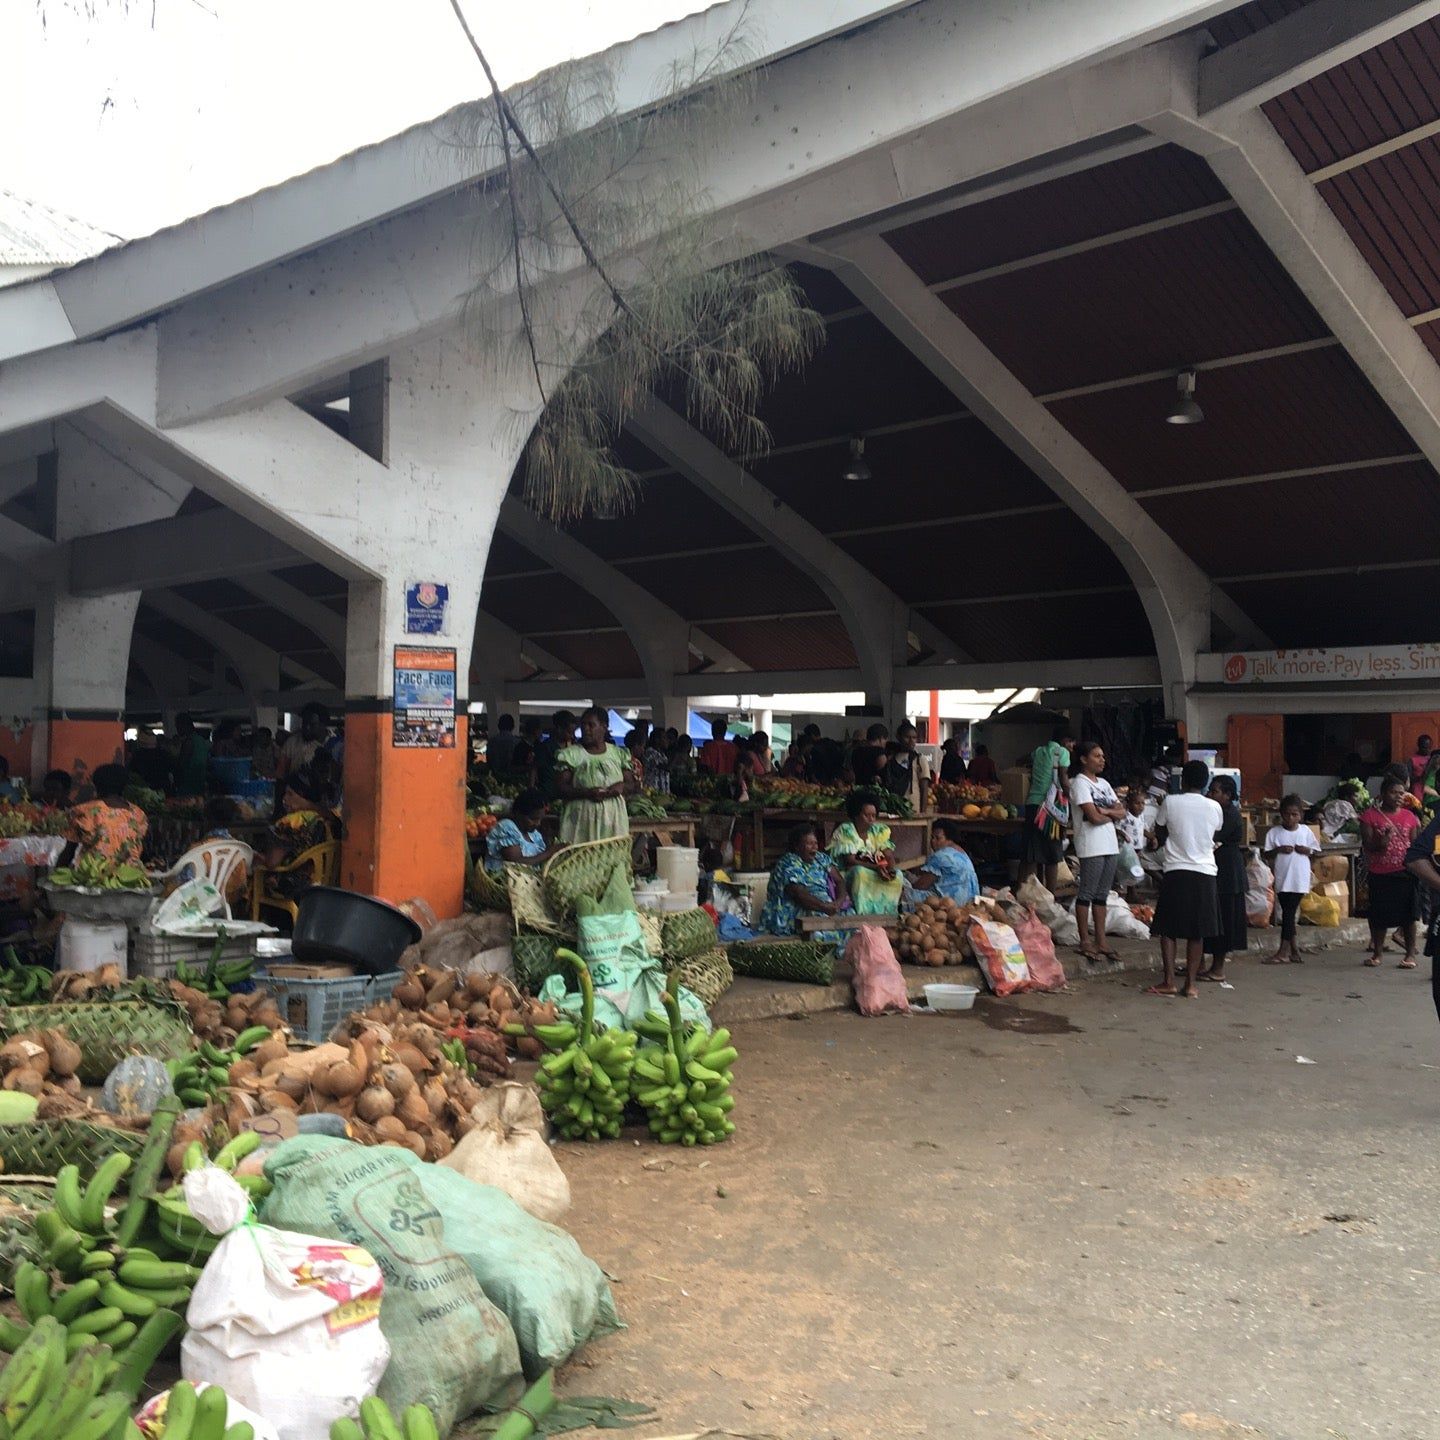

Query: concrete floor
left=554, top=944, right=1440, bottom=1440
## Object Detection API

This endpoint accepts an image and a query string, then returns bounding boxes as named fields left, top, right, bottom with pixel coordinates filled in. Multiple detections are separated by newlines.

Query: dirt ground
left=553, top=946, right=1440, bottom=1440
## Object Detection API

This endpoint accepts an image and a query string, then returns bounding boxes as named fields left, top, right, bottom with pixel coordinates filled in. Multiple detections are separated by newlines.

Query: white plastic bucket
left=58, top=917, right=129, bottom=976
left=655, top=846, right=700, bottom=903
left=730, top=871, right=771, bottom=920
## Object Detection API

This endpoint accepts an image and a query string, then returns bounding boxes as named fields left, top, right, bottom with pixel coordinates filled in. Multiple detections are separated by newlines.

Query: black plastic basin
left=291, top=886, right=421, bottom=974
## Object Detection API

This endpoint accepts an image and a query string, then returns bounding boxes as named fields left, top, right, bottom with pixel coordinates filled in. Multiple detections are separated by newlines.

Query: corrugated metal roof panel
left=1206, top=0, right=1316, bottom=48
left=1140, top=460, right=1440, bottom=572
left=1048, top=345, right=1412, bottom=490
left=617, top=548, right=830, bottom=620
left=696, top=614, right=856, bottom=671
left=942, top=209, right=1327, bottom=394
left=1264, top=19, right=1440, bottom=170
left=750, top=419, right=1053, bottom=532
left=882, top=145, right=1227, bottom=283
left=1315, top=138, right=1440, bottom=314
left=837, top=508, right=1125, bottom=600
left=1225, top=563, right=1440, bottom=646
left=565, top=477, right=759, bottom=561
left=481, top=573, right=621, bottom=633
left=0, top=192, right=119, bottom=270
left=520, top=630, right=643, bottom=680
left=917, top=591, right=1153, bottom=664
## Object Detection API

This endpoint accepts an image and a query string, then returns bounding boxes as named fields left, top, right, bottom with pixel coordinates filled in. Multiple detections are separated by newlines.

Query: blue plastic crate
left=210, top=757, right=253, bottom=786
left=258, top=967, right=403, bottom=1044
left=227, top=777, right=275, bottom=803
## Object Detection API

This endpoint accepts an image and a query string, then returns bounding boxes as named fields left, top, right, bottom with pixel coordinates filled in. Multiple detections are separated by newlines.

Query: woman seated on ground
left=907, top=818, right=980, bottom=905
left=828, top=791, right=904, bottom=914
left=760, top=822, right=850, bottom=945
left=60, top=765, right=149, bottom=870
left=485, top=789, right=562, bottom=874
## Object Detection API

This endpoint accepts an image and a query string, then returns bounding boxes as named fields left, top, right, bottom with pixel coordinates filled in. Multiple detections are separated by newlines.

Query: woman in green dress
left=554, top=707, right=636, bottom=843
left=828, top=791, right=904, bottom=914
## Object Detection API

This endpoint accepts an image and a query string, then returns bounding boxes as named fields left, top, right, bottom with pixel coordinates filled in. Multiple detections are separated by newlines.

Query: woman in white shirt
left=1069, top=741, right=1125, bottom=962
left=1147, top=759, right=1223, bottom=999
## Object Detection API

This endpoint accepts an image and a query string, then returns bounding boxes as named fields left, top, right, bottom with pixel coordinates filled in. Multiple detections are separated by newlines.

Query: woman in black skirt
left=1360, top=775, right=1422, bottom=966
left=1200, top=775, right=1246, bottom=983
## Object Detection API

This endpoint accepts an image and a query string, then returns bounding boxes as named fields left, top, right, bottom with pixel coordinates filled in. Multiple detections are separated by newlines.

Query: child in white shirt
left=1262, top=794, right=1322, bottom=964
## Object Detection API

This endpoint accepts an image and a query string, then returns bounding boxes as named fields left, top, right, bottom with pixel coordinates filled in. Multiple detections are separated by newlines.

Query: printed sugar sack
left=179, top=1166, right=390, bottom=1440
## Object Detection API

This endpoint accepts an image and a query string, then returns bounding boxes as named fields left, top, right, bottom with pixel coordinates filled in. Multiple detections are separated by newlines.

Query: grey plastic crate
left=259, top=968, right=403, bottom=1044
left=133, top=930, right=259, bottom=983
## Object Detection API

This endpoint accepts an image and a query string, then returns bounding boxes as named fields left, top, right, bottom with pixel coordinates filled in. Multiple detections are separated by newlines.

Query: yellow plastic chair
left=250, top=840, right=340, bottom=926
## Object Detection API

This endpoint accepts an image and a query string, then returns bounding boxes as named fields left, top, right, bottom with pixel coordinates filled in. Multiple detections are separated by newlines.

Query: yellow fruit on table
left=989, top=804, right=1009, bottom=820
left=962, top=803, right=982, bottom=819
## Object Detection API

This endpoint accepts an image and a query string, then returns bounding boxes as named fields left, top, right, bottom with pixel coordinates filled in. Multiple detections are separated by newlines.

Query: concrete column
left=339, top=328, right=538, bottom=915
left=34, top=426, right=186, bottom=788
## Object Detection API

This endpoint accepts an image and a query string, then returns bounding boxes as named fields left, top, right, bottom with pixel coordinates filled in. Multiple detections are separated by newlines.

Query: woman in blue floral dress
left=760, top=823, right=849, bottom=945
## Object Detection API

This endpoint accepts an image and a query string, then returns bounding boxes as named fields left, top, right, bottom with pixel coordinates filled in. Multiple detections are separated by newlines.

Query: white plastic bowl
left=923, top=983, right=979, bottom=1012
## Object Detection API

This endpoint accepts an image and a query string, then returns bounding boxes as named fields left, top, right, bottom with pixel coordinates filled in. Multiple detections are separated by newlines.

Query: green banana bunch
left=331, top=1396, right=441, bottom=1440
left=439, top=1038, right=474, bottom=1077
left=0, top=1317, right=132, bottom=1440
left=0, top=946, right=51, bottom=1003
left=140, top=1379, right=254, bottom=1440
left=166, top=1026, right=271, bottom=1107
left=174, top=943, right=255, bottom=1000
left=147, top=1130, right=269, bottom=1265
left=527, top=950, right=636, bottom=1141
left=632, top=973, right=736, bottom=1146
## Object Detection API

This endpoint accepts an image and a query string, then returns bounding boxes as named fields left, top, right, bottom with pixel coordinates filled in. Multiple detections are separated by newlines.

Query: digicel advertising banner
left=1212, top=644, right=1440, bottom=685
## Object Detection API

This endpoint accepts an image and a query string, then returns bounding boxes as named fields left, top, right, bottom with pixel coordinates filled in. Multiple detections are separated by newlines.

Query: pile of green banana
left=48, top=855, right=151, bottom=893
left=172, top=949, right=255, bottom=1000
left=632, top=974, right=736, bottom=1146
left=0, top=1314, right=189, bottom=1440
left=138, top=1380, right=257, bottom=1440
left=331, top=1397, right=441, bottom=1440
left=148, top=1135, right=270, bottom=1265
left=523, top=950, right=637, bottom=1142
left=0, top=947, right=52, bottom=1004
left=166, top=1027, right=272, bottom=1107
left=439, top=1038, right=474, bottom=1077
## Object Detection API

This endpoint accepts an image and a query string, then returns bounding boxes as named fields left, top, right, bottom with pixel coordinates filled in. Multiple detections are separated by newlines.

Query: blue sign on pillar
left=405, top=582, right=449, bottom=635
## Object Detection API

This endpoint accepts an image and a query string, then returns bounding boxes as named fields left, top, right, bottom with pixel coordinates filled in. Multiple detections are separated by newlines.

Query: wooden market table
left=627, top=816, right=698, bottom=848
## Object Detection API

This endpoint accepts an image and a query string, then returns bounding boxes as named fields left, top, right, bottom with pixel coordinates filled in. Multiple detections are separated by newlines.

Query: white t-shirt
left=1156, top=793, right=1223, bottom=875
left=1264, top=824, right=1322, bottom=893
left=1069, top=775, right=1119, bottom=858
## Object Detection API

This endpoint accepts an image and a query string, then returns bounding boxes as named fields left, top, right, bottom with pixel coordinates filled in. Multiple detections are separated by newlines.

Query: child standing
left=1116, top=782, right=1151, bottom=900
left=1263, top=794, right=1322, bottom=964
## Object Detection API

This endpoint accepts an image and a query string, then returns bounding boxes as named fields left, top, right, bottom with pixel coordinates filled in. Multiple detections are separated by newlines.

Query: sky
left=4, top=0, right=711, bottom=239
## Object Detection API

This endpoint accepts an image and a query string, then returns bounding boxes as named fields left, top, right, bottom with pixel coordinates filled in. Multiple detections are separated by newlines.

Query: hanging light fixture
left=1165, top=369, right=1204, bottom=425
left=842, top=436, right=872, bottom=481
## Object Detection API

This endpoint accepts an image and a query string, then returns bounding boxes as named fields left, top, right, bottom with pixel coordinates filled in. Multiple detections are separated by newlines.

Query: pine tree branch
left=445, top=0, right=638, bottom=326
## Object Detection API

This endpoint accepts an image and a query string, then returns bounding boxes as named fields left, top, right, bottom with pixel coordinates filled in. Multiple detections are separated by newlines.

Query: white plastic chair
left=159, top=840, right=254, bottom=919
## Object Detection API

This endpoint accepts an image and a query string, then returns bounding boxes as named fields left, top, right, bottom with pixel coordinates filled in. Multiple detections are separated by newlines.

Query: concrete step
left=709, top=917, right=1375, bottom=1026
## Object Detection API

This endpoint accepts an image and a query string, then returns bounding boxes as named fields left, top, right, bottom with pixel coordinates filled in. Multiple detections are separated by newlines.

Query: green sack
left=384, top=1148, right=622, bottom=1379
left=660, top=907, right=718, bottom=962
left=262, top=1136, right=524, bottom=1431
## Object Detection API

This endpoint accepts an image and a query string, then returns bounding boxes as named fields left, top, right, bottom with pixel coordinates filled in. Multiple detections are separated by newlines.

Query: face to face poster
left=392, top=646, right=457, bottom=749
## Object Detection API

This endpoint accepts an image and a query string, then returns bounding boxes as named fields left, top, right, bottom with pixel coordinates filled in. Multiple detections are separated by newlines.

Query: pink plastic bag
left=1014, top=907, right=1066, bottom=992
left=849, top=925, right=910, bottom=1016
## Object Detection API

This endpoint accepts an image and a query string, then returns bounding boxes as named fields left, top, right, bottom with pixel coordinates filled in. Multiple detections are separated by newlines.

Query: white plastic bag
left=1245, top=848, right=1275, bottom=927
left=440, top=1082, right=571, bottom=1223
left=180, top=1167, right=390, bottom=1440
left=1015, top=875, right=1066, bottom=930
left=1104, top=894, right=1151, bottom=940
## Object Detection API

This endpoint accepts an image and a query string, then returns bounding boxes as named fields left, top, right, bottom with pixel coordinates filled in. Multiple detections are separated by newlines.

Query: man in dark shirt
left=850, top=723, right=889, bottom=788
left=487, top=713, right=520, bottom=770
left=1404, top=814, right=1440, bottom=1022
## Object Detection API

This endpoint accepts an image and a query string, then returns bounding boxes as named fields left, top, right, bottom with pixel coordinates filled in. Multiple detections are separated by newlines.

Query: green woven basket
left=0, top=1000, right=193, bottom=1083
left=666, top=946, right=733, bottom=1009
left=541, top=835, right=632, bottom=922
left=636, top=910, right=663, bottom=958
left=0, top=1120, right=147, bottom=1182
left=512, top=931, right=571, bottom=993
left=469, top=864, right=511, bottom=913
left=504, top=865, right=569, bottom=938
left=0, top=1181, right=52, bottom=1291
left=660, top=907, right=718, bottom=962
left=728, top=939, right=836, bottom=985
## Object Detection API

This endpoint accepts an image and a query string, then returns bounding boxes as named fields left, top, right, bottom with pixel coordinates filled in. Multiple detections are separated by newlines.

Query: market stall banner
left=1202, top=644, right=1440, bottom=686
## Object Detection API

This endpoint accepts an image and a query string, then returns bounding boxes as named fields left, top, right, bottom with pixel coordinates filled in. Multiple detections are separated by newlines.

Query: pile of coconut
left=0, top=1029, right=84, bottom=1098
left=333, top=965, right=557, bottom=1069
left=210, top=1021, right=498, bottom=1166
left=162, top=980, right=284, bottom=1047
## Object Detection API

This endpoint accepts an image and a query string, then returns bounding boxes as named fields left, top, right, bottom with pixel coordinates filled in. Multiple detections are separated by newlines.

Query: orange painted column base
left=44, top=717, right=126, bottom=797
left=340, top=710, right=469, bottom=918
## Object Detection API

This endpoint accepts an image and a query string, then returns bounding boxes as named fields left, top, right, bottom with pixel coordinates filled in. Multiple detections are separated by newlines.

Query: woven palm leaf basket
left=541, top=834, right=632, bottom=922
left=0, top=1000, right=193, bottom=1083
left=0, top=1120, right=147, bottom=1183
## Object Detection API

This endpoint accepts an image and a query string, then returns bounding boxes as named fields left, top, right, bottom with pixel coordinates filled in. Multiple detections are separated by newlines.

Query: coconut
left=0, top=1037, right=47, bottom=1076
left=356, top=1086, right=395, bottom=1123
left=397, top=1130, right=428, bottom=1158
left=393, top=975, right=426, bottom=1010
left=424, top=1129, right=454, bottom=1161
left=227, top=1059, right=260, bottom=1088
left=259, top=1090, right=298, bottom=1113
left=425, top=970, right=458, bottom=1007
left=252, top=1038, right=289, bottom=1070
left=391, top=1043, right=432, bottom=1076
left=422, top=1078, right=447, bottom=1118
left=396, top=1088, right=431, bottom=1129
left=464, top=970, right=491, bottom=1000
left=373, top=1114, right=407, bottom=1142
left=379, top=1063, right=415, bottom=1099
left=3, top=1068, right=44, bottom=1095
left=323, top=1061, right=364, bottom=1099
